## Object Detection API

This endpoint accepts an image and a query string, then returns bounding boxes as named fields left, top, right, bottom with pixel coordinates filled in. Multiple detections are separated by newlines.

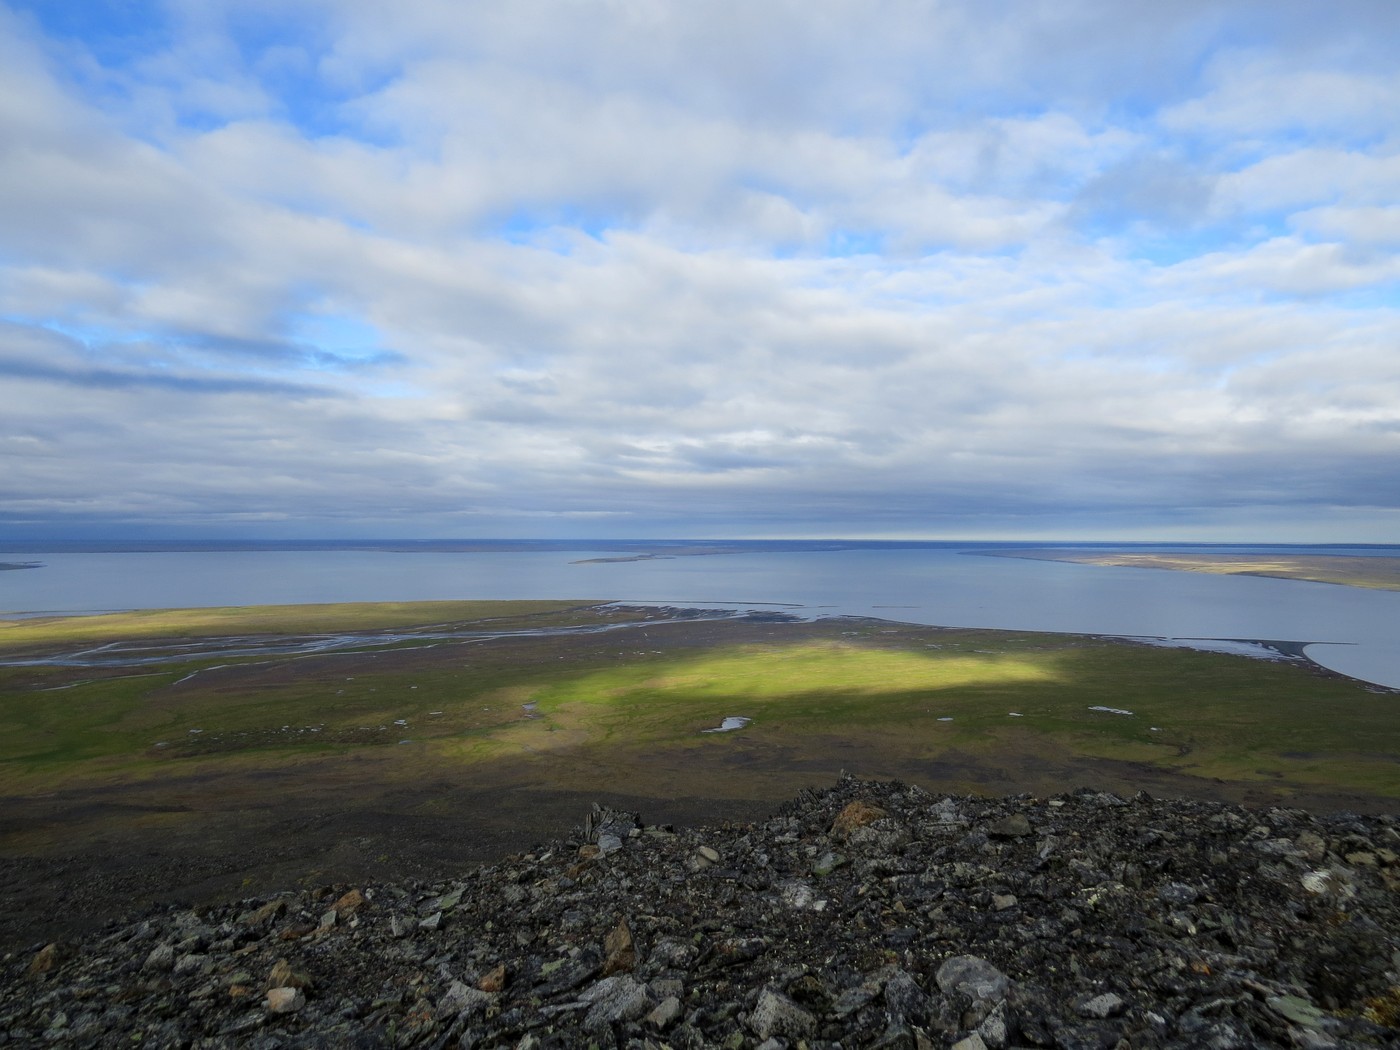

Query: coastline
left=976, top=548, right=1400, bottom=591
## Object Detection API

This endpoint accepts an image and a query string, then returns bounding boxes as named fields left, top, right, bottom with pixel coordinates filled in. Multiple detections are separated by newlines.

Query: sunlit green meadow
left=1, top=603, right=1397, bottom=802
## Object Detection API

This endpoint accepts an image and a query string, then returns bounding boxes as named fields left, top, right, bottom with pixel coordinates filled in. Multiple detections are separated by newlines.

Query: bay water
left=2, top=545, right=1398, bottom=688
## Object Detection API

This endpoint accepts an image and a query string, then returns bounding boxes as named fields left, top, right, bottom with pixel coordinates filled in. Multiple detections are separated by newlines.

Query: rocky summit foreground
left=5, top=777, right=1400, bottom=1049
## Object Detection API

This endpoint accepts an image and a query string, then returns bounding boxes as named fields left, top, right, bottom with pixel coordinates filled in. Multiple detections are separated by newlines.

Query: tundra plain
left=1, top=599, right=1397, bottom=950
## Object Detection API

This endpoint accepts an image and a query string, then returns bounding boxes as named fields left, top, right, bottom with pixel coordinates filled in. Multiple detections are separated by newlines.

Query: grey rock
left=1076, top=991, right=1125, bottom=1018
left=264, top=987, right=304, bottom=1014
left=579, top=974, right=653, bottom=1028
left=646, top=994, right=683, bottom=1029
left=535, top=947, right=603, bottom=995
left=141, top=943, right=174, bottom=973
left=1157, top=882, right=1199, bottom=905
left=173, top=952, right=211, bottom=977
left=884, top=968, right=930, bottom=1025
left=987, top=813, right=1032, bottom=838
left=848, top=818, right=912, bottom=852
left=438, top=979, right=493, bottom=1020
left=977, top=1000, right=1011, bottom=1049
left=936, top=955, right=1010, bottom=1002
left=1266, top=994, right=1327, bottom=1028
left=748, top=988, right=816, bottom=1040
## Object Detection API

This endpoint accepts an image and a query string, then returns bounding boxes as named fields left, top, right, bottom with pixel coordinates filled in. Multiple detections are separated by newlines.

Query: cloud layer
left=2, top=0, right=1398, bottom=540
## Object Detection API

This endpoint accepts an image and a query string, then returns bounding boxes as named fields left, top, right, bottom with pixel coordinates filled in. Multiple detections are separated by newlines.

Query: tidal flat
left=981, top=549, right=1400, bottom=591
left=1, top=599, right=1397, bottom=950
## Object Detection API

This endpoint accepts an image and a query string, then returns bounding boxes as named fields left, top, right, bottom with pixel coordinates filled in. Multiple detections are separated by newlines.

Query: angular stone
left=332, top=888, right=365, bottom=916
left=242, top=900, right=286, bottom=926
left=580, top=974, right=653, bottom=1029
left=27, top=943, right=62, bottom=976
left=266, top=958, right=313, bottom=991
left=265, top=987, right=304, bottom=1014
left=1158, top=883, right=1199, bottom=905
left=438, top=979, right=493, bottom=1021
left=978, top=1000, right=1011, bottom=1049
left=535, top=947, right=603, bottom=996
left=1294, top=830, right=1327, bottom=862
left=1267, top=995, right=1327, bottom=1028
left=142, top=943, right=175, bottom=973
left=748, top=988, right=816, bottom=1040
left=646, top=995, right=683, bottom=1030
left=419, top=910, right=443, bottom=931
left=174, top=953, right=211, bottom=977
left=833, top=981, right=880, bottom=1017
left=603, top=916, right=636, bottom=974
left=936, top=955, right=1010, bottom=1002
left=849, top=818, right=912, bottom=852
left=1077, top=992, right=1126, bottom=1019
left=884, top=968, right=930, bottom=1025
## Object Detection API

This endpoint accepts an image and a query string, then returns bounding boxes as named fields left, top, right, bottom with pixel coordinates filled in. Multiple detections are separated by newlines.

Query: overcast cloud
left=1, top=0, right=1397, bottom=541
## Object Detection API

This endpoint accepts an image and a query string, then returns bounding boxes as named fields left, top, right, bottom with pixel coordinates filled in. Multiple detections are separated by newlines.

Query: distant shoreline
left=976, top=548, right=1400, bottom=592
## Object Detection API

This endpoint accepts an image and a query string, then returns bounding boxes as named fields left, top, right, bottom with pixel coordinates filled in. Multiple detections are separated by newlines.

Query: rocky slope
left=5, top=776, right=1400, bottom=1048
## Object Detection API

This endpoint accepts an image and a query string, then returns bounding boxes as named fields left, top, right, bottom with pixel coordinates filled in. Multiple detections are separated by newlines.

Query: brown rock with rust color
left=266, top=958, right=313, bottom=991
left=26, top=943, right=62, bottom=976
left=332, top=888, right=366, bottom=916
left=603, top=916, right=636, bottom=974
left=831, top=799, right=887, bottom=838
left=478, top=963, right=507, bottom=993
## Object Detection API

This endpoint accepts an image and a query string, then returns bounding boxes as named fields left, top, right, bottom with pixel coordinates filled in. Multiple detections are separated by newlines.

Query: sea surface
left=2, top=541, right=1399, bottom=688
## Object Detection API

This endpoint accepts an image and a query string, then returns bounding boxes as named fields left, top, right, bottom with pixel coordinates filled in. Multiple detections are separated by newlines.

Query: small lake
left=1, top=544, right=1398, bottom=688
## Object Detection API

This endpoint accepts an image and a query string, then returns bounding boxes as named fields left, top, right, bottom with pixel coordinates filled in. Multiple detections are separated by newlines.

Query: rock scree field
left=4, top=776, right=1400, bottom=1047
left=1, top=598, right=1397, bottom=965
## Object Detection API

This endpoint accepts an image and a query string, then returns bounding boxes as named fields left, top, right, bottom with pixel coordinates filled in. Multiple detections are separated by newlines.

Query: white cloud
left=0, top=0, right=1398, bottom=540
left=1161, top=58, right=1400, bottom=141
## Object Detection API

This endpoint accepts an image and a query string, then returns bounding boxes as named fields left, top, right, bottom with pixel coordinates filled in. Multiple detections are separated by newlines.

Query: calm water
left=2, top=545, right=1398, bottom=688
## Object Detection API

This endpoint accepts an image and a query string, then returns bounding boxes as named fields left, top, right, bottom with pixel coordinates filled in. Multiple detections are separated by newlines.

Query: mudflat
left=980, top=549, right=1400, bottom=590
left=2, top=601, right=1397, bottom=952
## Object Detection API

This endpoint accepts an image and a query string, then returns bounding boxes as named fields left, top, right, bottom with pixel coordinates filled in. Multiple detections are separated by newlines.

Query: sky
left=1, top=1, right=1398, bottom=543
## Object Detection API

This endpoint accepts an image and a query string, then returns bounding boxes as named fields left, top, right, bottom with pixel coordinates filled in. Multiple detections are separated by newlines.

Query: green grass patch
left=2, top=606, right=1397, bottom=802
left=0, top=599, right=604, bottom=652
